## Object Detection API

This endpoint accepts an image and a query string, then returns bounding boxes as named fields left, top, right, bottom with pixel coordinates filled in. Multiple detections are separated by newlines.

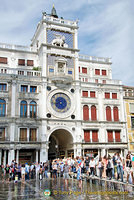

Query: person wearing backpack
left=107, top=156, right=113, bottom=180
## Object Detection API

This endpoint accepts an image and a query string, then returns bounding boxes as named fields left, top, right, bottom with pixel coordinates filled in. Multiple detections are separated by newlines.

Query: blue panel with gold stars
left=47, top=29, right=73, bottom=48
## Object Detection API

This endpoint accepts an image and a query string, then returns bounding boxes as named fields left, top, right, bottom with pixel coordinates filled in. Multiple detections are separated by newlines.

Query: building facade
left=0, top=7, right=127, bottom=165
left=123, top=86, right=134, bottom=153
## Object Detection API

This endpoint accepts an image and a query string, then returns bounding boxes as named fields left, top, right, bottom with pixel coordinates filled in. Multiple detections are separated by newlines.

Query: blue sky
left=0, top=0, right=133, bottom=86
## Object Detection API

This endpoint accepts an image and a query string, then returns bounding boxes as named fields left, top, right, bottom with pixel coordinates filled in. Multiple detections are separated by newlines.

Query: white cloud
left=0, top=0, right=133, bottom=85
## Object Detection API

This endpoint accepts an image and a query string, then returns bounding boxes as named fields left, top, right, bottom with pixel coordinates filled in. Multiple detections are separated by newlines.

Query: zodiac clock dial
left=51, top=93, right=71, bottom=113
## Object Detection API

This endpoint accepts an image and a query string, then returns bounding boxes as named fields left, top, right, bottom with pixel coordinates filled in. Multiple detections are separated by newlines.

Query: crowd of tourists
left=0, top=151, right=134, bottom=184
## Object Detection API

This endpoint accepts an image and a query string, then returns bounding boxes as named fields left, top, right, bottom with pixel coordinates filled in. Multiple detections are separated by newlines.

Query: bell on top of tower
left=51, top=4, right=58, bottom=18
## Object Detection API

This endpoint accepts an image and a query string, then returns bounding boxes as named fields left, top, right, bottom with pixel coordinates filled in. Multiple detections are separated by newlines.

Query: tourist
left=44, top=162, right=48, bottom=178
left=102, top=155, right=107, bottom=178
left=125, top=154, right=132, bottom=183
left=76, top=164, right=82, bottom=188
left=98, top=157, right=104, bottom=178
left=21, top=164, right=25, bottom=181
left=5, top=164, right=10, bottom=182
left=17, top=163, right=21, bottom=180
left=25, top=163, right=30, bottom=180
left=85, top=156, right=90, bottom=174
left=52, top=160, right=58, bottom=179
left=107, top=156, right=113, bottom=180
left=89, top=157, right=95, bottom=177
left=116, top=153, right=124, bottom=182
left=39, top=165, right=43, bottom=180
left=63, top=162, right=70, bottom=184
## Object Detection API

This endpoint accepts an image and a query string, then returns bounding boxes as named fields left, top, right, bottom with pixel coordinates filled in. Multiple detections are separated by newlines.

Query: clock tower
left=31, top=6, right=81, bottom=160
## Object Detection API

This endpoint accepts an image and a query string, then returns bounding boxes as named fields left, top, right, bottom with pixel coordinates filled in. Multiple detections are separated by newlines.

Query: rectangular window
left=21, top=85, right=28, bottom=92
left=107, top=130, right=113, bottom=142
left=102, top=70, right=106, bottom=76
left=49, top=68, right=54, bottom=72
left=0, top=84, right=7, bottom=91
left=0, top=57, right=7, bottom=64
left=79, top=67, right=80, bottom=73
left=131, top=117, right=134, bottom=128
left=68, top=70, right=72, bottom=74
left=18, top=71, right=24, bottom=75
left=0, top=128, right=5, bottom=141
left=30, top=128, right=37, bottom=141
left=105, top=92, right=110, bottom=99
left=92, top=130, right=98, bottom=142
left=130, top=103, right=134, bottom=113
left=95, top=79, right=98, bottom=83
left=102, top=80, right=106, bottom=84
left=90, top=91, right=95, bottom=98
left=84, top=130, right=90, bottom=142
left=27, top=71, right=33, bottom=76
left=30, top=86, right=37, bottom=93
left=115, top=131, right=121, bottom=142
left=82, top=91, right=88, bottom=97
left=112, top=93, right=117, bottom=99
left=95, top=69, right=100, bottom=75
left=27, top=60, right=34, bottom=66
left=82, top=67, right=87, bottom=74
left=18, top=59, right=25, bottom=66
left=20, top=128, right=27, bottom=141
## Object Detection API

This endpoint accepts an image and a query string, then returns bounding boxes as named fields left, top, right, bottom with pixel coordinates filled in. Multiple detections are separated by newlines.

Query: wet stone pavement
left=0, top=178, right=134, bottom=200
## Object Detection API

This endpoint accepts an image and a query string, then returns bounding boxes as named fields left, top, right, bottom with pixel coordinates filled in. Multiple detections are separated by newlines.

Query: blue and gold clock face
left=51, top=93, right=71, bottom=113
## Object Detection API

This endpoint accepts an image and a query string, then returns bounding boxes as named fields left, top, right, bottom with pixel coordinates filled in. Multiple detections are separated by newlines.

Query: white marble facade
left=0, top=9, right=127, bottom=164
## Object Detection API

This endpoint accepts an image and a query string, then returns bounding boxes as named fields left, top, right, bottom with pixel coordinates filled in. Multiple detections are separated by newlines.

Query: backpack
left=107, top=161, right=111, bottom=169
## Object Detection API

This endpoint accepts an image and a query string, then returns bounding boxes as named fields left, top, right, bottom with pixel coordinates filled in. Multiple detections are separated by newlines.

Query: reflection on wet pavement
left=0, top=178, right=134, bottom=200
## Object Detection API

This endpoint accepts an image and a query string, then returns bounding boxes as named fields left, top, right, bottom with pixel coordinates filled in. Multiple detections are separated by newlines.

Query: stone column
left=82, top=149, right=85, bottom=157
left=101, top=149, right=106, bottom=157
left=76, top=144, right=82, bottom=157
left=16, top=150, right=19, bottom=164
left=11, top=80, right=16, bottom=117
left=0, top=149, right=2, bottom=165
left=65, top=150, right=67, bottom=158
left=3, top=150, right=6, bottom=166
left=98, top=90, right=104, bottom=121
left=36, top=150, right=39, bottom=163
left=8, top=149, right=15, bottom=165
left=75, top=83, right=81, bottom=120
left=40, top=144, right=48, bottom=162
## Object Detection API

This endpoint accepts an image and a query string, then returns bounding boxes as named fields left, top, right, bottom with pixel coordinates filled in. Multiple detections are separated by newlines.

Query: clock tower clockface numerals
left=51, top=93, right=71, bottom=113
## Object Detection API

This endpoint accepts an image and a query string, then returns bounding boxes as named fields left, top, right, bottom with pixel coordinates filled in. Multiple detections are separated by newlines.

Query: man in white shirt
left=89, top=157, right=95, bottom=176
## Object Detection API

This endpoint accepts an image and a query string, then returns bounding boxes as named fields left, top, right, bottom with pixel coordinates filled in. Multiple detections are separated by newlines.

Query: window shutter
left=27, top=60, right=34, bottom=66
left=0, top=57, right=7, bottom=64
left=83, top=105, right=89, bottom=120
left=113, top=107, right=119, bottom=121
left=92, top=130, right=98, bottom=142
left=90, top=91, right=95, bottom=98
left=79, top=67, right=80, bottom=73
left=112, top=93, right=117, bottom=99
left=95, top=69, right=100, bottom=75
left=105, top=92, right=110, bottom=99
left=102, top=70, right=106, bottom=75
left=82, top=91, right=88, bottom=97
left=82, top=67, right=87, bottom=74
left=91, top=105, right=97, bottom=121
left=18, top=59, right=25, bottom=66
left=115, top=131, right=120, bottom=142
left=84, top=130, right=90, bottom=142
left=107, top=131, right=113, bottom=142
left=106, top=106, right=112, bottom=121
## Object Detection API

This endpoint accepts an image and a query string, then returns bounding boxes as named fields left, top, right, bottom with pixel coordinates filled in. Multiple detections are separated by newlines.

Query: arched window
left=83, top=105, right=89, bottom=120
left=0, top=99, right=6, bottom=117
left=20, top=100, right=27, bottom=117
left=113, top=107, right=119, bottom=121
left=30, top=101, right=37, bottom=118
left=91, top=105, right=97, bottom=121
left=106, top=106, right=112, bottom=121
